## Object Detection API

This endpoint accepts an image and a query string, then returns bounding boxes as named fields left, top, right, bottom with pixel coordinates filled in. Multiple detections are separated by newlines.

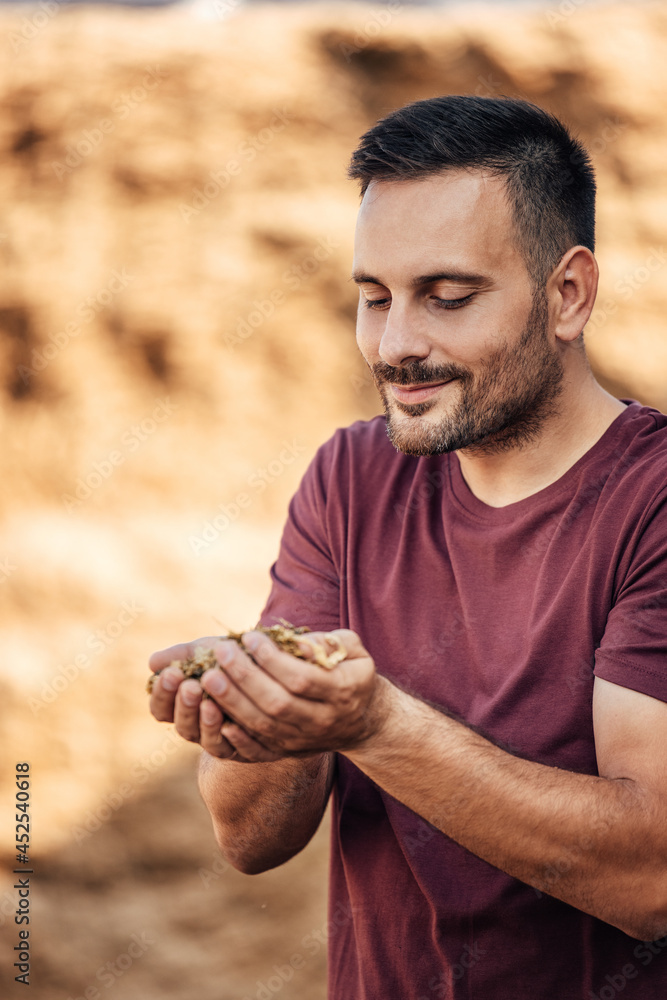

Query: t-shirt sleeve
left=594, top=490, right=667, bottom=703
left=258, top=437, right=341, bottom=633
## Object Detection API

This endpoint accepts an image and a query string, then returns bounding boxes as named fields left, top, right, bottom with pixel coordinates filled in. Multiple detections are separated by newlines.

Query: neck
left=455, top=374, right=628, bottom=508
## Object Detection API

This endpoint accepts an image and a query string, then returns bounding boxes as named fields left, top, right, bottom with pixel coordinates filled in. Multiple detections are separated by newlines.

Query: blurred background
left=0, top=0, right=666, bottom=996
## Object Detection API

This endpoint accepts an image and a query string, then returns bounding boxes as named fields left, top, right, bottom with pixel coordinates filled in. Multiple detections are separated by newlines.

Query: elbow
left=621, top=915, right=667, bottom=944
left=616, top=920, right=667, bottom=943
left=229, top=855, right=283, bottom=876
left=223, top=849, right=297, bottom=876
left=611, top=892, right=667, bottom=942
left=213, top=830, right=298, bottom=876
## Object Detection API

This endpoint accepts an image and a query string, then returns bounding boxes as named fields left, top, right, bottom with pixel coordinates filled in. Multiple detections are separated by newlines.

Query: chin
left=385, top=413, right=457, bottom=457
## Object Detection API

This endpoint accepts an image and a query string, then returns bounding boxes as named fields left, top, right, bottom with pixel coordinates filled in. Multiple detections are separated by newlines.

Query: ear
left=548, top=246, right=598, bottom=344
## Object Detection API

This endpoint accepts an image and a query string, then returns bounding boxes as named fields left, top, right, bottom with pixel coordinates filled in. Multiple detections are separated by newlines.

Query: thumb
left=297, top=628, right=368, bottom=667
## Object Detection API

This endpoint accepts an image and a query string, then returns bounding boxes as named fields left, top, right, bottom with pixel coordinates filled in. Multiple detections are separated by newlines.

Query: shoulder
left=604, top=402, right=667, bottom=503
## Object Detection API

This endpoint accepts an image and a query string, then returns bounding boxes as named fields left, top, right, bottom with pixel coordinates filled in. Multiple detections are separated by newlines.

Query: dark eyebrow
left=351, top=270, right=492, bottom=287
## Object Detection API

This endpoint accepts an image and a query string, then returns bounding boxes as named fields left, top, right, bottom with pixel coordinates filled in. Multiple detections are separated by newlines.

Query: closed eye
left=362, top=298, right=390, bottom=310
left=431, top=294, right=475, bottom=309
left=363, top=293, right=476, bottom=311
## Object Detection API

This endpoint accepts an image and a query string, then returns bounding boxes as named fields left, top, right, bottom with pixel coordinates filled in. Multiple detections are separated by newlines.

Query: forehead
left=353, top=170, right=525, bottom=283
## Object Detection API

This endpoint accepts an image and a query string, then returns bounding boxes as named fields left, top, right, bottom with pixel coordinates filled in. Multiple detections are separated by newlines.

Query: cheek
left=355, top=308, right=377, bottom=361
left=439, top=307, right=517, bottom=363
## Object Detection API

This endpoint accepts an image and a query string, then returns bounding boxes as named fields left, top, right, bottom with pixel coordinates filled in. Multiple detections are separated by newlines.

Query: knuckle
left=226, top=659, right=250, bottom=683
left=288, top=672, right=312, bottom=697
left=250, top=638, right=274, bottom=666
left=195, top=635, right=221, bottom=647
left=202, top=734, right=226, bottom=755
left=254, top=716, right=275, bottom=739
left=319, top=705, right=338, bottom=731
left=175, top=726, right=199, bottom=743
left=267, top=698, right=290, bottom=720
left=200, top=707, right=223, bottom=728
left=333, top=681, right=355, bottom=708
left=150, top=696, right=173, bottom=723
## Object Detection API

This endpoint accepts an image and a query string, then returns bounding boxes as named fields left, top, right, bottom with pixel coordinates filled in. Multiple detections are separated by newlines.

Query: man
left=150, top=96, right=667, bottom=998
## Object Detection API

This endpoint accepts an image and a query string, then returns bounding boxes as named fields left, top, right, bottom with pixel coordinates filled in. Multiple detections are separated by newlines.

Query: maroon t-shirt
left=260, top=400, right=667, bottom=1000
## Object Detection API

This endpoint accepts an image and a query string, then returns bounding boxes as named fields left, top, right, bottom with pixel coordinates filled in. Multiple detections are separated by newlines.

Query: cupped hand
left=148, top=636, right=256, bottom=762
left=148, top=629, right=387, bottom=764
left=197, top=628, right=386, bottom=763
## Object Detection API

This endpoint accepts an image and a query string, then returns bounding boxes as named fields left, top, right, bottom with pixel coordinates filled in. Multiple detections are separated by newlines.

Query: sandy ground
left=1, top=752, right=330, bottom=999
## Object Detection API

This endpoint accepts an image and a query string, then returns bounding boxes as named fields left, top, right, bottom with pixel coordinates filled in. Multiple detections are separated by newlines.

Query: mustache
left=370, top=360, right=471, bottom=386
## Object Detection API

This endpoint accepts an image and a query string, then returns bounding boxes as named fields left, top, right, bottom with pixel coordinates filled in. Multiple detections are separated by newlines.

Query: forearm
left=346, top=679, right=667, bottom=939
left=198, top=750, right=334, bottom=874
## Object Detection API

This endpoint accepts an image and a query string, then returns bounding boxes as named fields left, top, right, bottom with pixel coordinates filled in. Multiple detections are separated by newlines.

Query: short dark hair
left=348, top=95, right=596, bottom=288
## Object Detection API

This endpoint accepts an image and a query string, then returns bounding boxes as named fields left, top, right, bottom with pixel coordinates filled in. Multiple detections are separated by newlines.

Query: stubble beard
left=370, top=289, right=565, bottom=457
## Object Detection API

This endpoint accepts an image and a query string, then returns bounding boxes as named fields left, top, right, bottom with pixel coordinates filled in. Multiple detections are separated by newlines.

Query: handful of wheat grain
left=147, top=622, right=346, bottom=695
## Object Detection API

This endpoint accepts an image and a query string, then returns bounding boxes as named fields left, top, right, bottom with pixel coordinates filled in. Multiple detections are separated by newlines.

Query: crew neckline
left=447, top=400, right=642, bottom=522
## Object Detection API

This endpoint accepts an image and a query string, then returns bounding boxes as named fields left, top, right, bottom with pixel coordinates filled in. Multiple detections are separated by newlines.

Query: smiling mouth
left=388, top=379, right=455, bottom=404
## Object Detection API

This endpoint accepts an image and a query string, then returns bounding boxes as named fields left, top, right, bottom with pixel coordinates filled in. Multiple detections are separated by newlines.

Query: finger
left=199, top=698, right=239, bottom=758
left=214, top=637, right=326, bottom=711
left=294, top=631, right=349, bottom=668
left=201, top=662, right=319, bottom=741
left=149, top=636, right=223, bottom=673
left=149, top=666, right=185, bottom=722
left=200, top=663, right=284, bottom=737
left=211, top=642, right=337, bottom=734
left=240, top=631, right=343, bottom=700
left=173, top=679, right=204, bottom=742
left=314, top=629, right=369, bottom=661
left=221, top=722, right=284, bottom=763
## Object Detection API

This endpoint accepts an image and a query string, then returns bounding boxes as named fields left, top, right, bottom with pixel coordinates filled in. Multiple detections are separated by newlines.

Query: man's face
left=352, top=171, right=564, bottom=457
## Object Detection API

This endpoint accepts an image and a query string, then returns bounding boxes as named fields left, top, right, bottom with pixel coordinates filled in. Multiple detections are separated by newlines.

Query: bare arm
left=198, top=629, right=667, bottom=940
left=197, top=751, right=334, bottom=874
left=344, top=673, right=667, bottom=941
left=149, top=636, right=334, bottom=874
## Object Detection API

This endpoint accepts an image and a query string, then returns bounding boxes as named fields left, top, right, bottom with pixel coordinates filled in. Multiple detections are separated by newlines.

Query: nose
left=377, top=300, right=430, bottom=368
